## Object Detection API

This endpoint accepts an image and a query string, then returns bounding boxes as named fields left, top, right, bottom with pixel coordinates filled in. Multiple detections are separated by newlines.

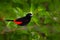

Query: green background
left=0, top=0, right=60, bottom=40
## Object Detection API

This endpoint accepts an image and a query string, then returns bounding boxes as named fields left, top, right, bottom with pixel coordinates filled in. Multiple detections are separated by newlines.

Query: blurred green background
left=0, top=0, right=60, bottom=40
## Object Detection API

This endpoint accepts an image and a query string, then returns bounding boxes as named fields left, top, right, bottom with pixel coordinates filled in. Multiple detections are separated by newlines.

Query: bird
left=6, top=12, right=32, bottom=26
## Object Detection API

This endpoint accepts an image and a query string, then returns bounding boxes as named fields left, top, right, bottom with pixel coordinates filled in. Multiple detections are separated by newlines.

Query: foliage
left=0, top=0, right=60, bottom=40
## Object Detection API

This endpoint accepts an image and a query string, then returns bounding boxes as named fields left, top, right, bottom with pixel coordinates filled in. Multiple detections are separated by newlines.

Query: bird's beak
left=31, top=14, right=33, bottom=16
left=28, top=12, right=33, bottom=16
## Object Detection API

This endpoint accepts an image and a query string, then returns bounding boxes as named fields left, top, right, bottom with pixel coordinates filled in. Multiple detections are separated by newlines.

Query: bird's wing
left=14, top=19, right=23, bottom=24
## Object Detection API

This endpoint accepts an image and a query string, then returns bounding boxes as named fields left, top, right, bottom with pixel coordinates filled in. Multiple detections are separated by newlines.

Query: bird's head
left=26, top=12, right=33, bottom=17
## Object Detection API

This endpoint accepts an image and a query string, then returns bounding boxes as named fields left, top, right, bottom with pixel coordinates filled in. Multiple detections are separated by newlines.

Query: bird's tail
left=6, top=20, right=14, bottom=21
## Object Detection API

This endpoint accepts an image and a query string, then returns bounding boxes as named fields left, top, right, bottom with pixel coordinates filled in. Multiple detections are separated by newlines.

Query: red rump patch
left=14, top=20, right=22, bottom=24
